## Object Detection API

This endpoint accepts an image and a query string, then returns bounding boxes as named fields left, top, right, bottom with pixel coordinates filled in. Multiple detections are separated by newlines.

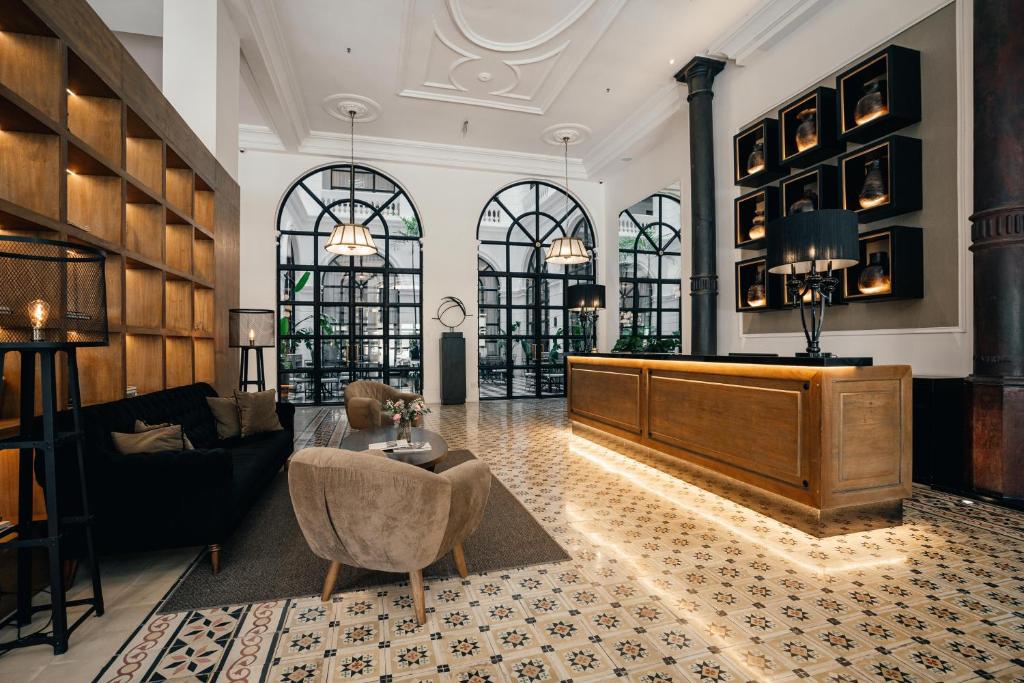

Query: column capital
left=674, top=56, right=726, bottom=89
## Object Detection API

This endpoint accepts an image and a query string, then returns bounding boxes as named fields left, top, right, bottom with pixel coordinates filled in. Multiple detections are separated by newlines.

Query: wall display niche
left=778, top=86, right=841, bottom=168
left=733, top=118, right=786, bottom=187
left=839, top=135, right=921, bottom=223
left=837, top=45, right=921, bottom=143
left=734, top=186, right=779, bottom=249
left=843, top=226, right=923, bottom=302
left=781, top=163, right=838, bottom=217
left=735, top=257, right=782, bottom=312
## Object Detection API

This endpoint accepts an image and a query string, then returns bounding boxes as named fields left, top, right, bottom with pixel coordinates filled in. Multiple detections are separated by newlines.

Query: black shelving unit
left=838, top=134, right=922, bottom=223
left=781, top=163, right=838, bottom=217
left=778, top=86, right=842, bottom=168
left=837, top=45, right=921, bottom=143
left=734, top=186, right=779, bottom=249
left=843, top=226, right=923, bottom=301
left=734, top=118, right=786, bottom=187
left=735, top=256, right=783, bottom=312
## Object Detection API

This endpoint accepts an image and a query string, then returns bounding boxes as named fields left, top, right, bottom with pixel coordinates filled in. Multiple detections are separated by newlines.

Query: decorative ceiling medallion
left=541, top=123, right=591, bottom=146
left=322, top=94, right=381, bottom=123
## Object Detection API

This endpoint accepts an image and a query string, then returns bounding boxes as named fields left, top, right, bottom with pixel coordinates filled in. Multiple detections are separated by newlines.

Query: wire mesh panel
left=229, top=308, right=275, bottom=347
left=0, top=236, right=108, bottom=348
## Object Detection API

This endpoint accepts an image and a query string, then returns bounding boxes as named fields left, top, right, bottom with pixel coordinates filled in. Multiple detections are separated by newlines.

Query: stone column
left=969, top=0, right=1024, bottom=499
left=676, top=57, right=725, bottom=356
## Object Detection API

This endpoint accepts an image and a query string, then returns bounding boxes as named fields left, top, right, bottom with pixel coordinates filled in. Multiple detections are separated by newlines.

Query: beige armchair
left=288, top=447, right=491, bottom=624
left=344, top=380, right=424, bottom=430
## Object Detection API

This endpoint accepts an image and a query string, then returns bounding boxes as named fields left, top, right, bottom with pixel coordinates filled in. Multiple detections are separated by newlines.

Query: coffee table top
left=340, top=426, right=449, bottom=469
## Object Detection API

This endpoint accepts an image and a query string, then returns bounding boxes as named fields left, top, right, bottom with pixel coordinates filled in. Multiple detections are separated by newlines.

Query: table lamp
left=766, top=209, right=859, bottom=357
left=229, top=308, right=275, bottom=391
left=567, top=284, right=606, bottom=353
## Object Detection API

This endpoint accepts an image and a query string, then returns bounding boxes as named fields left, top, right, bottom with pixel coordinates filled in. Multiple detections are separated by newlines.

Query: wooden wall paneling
left=164, top=222, right=192, bottom=273
left=193, top=286, right=214, bottom=334
left=66, top=172, right=121, bottom=243
left=0, top=449, right=46, bottom=521
left=125, top=202, right=162, bottom=261
left=66, top=94, right=121, bottom=164
left=76, top=333, right=124, bottom=405
left=213, top=167, right=239, bottom=396
left=164, top=336, right=192, bottom=388
left=125, top=333, right=163, bottom=394
left=569, top=364, right=643, bottom=434
left=164, top=277, right=191, bottom=333
left=0, top=132, right=60, bottom=219
left=124, top=265, right=162, bottom=329
left=0, top=31, right=61, bottom=121
left=193, top=338, right=215, bottom=385
left=102, top=250, right=122, bottom=326
left=193, top=236, right=215, bottom=283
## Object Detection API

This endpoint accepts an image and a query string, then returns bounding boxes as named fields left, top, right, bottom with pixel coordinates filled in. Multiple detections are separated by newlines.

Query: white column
left=162, top=0, right=240, bottom=179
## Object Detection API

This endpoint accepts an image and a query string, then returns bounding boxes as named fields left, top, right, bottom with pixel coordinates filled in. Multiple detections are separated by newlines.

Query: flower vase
left=396, top=419, right=412, bottom=442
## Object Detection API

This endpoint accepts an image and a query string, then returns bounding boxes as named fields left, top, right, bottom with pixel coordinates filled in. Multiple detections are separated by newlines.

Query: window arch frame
left=275, top=162, right=424, bottom=405
left=617, top=192, right=682, bottom=343
left=476, top=179, right=597, bottom=400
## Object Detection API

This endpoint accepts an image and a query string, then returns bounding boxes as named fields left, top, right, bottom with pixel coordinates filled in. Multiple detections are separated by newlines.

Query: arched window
left=277, top=164, right=423, bottom=405
left=477, top=180, right=596, bottom=399
left=618, top=193, right=681, bottom=345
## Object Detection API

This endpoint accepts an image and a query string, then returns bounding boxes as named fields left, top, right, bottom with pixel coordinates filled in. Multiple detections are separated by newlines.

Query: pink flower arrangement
left=382, top=397, right=431, bottom=424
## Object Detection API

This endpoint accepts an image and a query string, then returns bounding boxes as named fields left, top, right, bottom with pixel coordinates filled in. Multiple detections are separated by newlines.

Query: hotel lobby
left=1, top=1, right=1022, bottom=681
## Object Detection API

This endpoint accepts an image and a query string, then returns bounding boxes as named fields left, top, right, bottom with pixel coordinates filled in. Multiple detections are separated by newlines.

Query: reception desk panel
left=568, top=355, right=912, bottom=520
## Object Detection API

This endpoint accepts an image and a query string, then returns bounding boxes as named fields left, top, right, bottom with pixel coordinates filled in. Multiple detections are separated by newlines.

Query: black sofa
left=38, top=382, right=294, bottom=572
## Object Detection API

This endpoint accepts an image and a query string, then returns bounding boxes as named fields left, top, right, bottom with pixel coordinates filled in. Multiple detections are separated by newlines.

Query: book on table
left=368, top=439, right=432, bottom=454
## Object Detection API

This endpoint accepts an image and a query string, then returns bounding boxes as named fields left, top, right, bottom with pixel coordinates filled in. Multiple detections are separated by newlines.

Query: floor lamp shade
left=767, top=209, right=860, bottom=275
left=567, top=284, right=606, bottom=311
left=0, top=236, right=108, bottom=348
left=229, top=309, right=275, bottom=348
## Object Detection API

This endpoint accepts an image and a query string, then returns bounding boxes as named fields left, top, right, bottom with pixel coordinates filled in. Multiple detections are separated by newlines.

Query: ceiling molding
left=226, top=0, right=309, bottom=151
left=707, top=0, right=833, bottom=66
left=446, top=0, right=596, bottom=52
left=238, top=124, right=589, bottom=180
left=583, top=83, right=684, bottom=178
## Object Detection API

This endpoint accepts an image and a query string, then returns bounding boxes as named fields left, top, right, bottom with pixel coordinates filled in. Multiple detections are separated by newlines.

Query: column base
left=968, top=378, right=1024, bottom=500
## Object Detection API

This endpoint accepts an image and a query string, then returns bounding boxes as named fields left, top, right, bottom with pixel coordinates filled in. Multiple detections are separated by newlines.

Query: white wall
left=238, top=150, right=605, bottom=403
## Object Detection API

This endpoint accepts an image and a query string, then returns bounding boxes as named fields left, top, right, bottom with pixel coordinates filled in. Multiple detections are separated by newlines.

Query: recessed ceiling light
left=620, top=157, right=632, bottom=162
left=669, top=58, right=675, bottom=65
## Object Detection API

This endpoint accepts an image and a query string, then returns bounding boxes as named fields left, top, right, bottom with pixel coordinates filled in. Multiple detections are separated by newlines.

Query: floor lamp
left=0, top=236, right=107, bottom=655
left=230, top=309, right=275, bottom=391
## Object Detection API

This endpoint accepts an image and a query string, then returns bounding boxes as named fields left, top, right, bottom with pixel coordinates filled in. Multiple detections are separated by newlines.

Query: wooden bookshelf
left=0, top=0, right=241, bottom=527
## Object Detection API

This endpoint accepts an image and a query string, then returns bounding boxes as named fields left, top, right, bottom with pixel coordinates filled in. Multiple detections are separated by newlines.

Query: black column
left=676, top=57, right=725, bottom=355
left=969, top=0, right=1024, bottom=499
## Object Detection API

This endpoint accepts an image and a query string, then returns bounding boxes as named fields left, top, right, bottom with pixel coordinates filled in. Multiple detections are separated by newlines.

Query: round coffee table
left=340, top=426, right=449, bottom=471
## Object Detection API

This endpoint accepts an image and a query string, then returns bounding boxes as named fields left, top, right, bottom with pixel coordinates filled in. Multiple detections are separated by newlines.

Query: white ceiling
left=87, top=0, right=831, bottom=177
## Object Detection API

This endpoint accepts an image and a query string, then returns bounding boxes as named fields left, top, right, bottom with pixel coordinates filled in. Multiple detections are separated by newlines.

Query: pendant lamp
left=546, top=136, right=590, bottom=265
left=325, top=110, right=378, bottom=257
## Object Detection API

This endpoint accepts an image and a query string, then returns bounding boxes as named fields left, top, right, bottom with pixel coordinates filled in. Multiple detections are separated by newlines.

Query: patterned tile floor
left=10, top=400, right=1024, bottom=682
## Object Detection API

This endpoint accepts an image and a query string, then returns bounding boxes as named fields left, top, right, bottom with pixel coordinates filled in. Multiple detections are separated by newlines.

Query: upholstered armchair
left=288, top=448, right=491, bottom=623
left=344, top=380, right=424, bottom=430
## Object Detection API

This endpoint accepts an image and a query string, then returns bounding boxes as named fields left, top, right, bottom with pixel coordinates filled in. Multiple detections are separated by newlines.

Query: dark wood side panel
left=569, top=365, right=642, bottom=434
left=647, top=371, right=807, bottom=487
left=213, top=165, right=239, bottom=395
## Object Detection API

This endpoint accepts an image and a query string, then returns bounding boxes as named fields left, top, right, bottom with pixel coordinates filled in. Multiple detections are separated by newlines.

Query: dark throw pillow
left=206, top=396, right=242, bottom=439
left=234, top=389, right=283, bottom=437
left=135, top=419, right=195, bottom=450
left=112, top=424, right=186, bottom=454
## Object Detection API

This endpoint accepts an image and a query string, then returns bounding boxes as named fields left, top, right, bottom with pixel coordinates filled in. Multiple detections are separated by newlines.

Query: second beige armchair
left=288, top=448, right=491, bottom=624
left=344, top=380, right=424, bottom=430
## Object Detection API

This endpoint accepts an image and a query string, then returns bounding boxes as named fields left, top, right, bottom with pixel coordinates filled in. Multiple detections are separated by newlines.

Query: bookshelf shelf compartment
left=165, top=223, right=192, bottom=273
left=781, top=164, right=838, bottom=217
left=126, top=333, right=164, bottom=395
left=165, top=336, right=193, bottom=388
left=125, top=265, right=163, bottom=329
left=194, top=338, right=215, bottom=385
left=126, top=202, right=163, bottom=262
left=165, top=278, right=192, bottom=333
left=194, top=236, right=215, bottom=283
left=193, top=286, right=214, bottom=334
left=67, top=171, right=121, bottom=244
left=0, top=130, right=59, bottom=220
left=0, top=27, right=61, bottom=122
left=77, top=334, right=124, bottom=405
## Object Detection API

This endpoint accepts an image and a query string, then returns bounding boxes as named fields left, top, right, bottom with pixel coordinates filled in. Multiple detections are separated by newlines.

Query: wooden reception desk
left=567, top=354, right=912, bottom=520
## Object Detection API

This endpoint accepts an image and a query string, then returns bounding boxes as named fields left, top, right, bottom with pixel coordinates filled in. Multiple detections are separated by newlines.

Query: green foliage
left=401, top=216, right=419, bottom=236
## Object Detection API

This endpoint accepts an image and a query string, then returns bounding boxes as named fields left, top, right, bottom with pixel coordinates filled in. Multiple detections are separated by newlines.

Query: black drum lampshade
left=567, top=284, right=606, bottom=311
left=229, top=308, right=275, bottom=348
left=0, top=236, right=108, bottom=348
left=767, top=209, right=860, bottom=275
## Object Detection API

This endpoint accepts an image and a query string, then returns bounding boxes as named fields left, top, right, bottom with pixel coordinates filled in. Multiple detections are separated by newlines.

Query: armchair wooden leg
left=209, top=544, right=221, bottom=575
left=321, top=561, right=342, bottom=602
left=452, top=543, right=468, bottom=579
left=410, top=569, right=426, bottom=625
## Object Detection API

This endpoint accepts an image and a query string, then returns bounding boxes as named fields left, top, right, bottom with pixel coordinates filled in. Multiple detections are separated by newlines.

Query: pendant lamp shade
left=546, top=236, right=590, bottom=265
left=324, top=109, right=379, bottom=258
left=325, top=223, right=377, bottom=256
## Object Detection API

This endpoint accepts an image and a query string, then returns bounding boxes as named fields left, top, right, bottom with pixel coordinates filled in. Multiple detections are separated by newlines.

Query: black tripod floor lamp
left=0, top=236, right=108, bottom=654
left=230, top=308, right=275, bottom=391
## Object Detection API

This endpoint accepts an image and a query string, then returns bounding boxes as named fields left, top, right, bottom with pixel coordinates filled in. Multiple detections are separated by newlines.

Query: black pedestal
left=912, top=376, right=967, bottom=490
left=238, top=346, right=266, bottom=392
left=440, top=332, right=465, bottom=405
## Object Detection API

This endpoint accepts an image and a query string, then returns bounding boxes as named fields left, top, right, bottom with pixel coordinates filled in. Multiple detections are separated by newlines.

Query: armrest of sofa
left=276, top=402, right=296, bottom=432
left=346, top=396, right=381, bottom=430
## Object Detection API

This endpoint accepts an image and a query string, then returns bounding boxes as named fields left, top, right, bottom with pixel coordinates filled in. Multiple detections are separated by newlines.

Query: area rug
left=159, top=450, right=569, bottom=612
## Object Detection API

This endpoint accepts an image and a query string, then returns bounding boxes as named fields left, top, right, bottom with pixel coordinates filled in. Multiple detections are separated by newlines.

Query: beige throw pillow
left=135, top=420, right=195, bottom=450
left=206, top=396, right=241, bottom=439
left=112, top=425, right=186, bottom=454
left=234, top=389, right=283, bottom=437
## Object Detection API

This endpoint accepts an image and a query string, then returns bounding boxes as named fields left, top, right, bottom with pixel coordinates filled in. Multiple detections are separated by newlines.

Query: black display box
left=837, top=45, right=921, bottom=143
left=735, top=256, right=783, bottom=312
left=838, top=134, right=922, bottom=223
left=734, top=186, right=779, bottom=249
left=778, top=86, right=842, bottom=168
left=843, top=225, right=923, bottom=301
left=734, top=118, right=786, bottom=187
left=781, top=163, right=838, bottom=217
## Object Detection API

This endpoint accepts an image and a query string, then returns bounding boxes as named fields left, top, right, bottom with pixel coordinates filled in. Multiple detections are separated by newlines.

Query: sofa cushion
left=112, top=425, right=188, bottom=454
left=234, top=389, right=283, bottom=437
left=207, top=396, right=241, bottom=439
left=229, top=429, right=294, bottom=522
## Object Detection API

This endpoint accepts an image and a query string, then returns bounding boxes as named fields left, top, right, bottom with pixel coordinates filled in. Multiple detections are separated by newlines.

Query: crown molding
left=583, top=82, right=684, bottom=178
left=707, top=0, right=832, bottom=66
left=238, top=124, right=589, bottom=180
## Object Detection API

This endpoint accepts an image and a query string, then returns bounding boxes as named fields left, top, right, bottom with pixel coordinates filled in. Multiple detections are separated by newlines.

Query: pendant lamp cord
left=562, top=136, right=570, bottom=222
left=349, top=110, right=356, bottom=224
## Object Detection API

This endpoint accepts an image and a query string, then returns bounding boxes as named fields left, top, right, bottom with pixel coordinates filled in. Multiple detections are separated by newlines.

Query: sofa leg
left=321, top=561, right=342, bottom=602
left=452, top=543, right=468, bottom=579
left=410, top=569, right=426, bottom=625
left=209, top=544, right=221, bottom=575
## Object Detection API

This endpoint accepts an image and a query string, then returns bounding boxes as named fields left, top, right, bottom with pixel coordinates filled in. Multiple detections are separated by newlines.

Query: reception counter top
left=566, top=354, right=912, bottom=525
left=574, top=352, right=874, bottom=367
